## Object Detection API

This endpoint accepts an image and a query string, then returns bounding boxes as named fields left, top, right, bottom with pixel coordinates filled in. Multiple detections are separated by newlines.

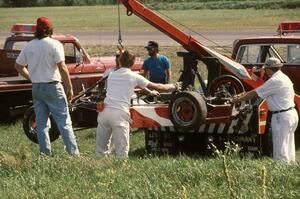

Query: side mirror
left=76, top=49, right=83, bottom=66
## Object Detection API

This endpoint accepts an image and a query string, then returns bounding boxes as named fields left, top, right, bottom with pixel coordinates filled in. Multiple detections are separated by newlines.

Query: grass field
left=1, top=5, right=300, bottom=198
left=1, top=6, right=300, bottom=32
left=0, top=120, right=299, bottom=198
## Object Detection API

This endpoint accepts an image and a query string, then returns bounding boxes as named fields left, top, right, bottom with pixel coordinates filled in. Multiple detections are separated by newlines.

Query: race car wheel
left=169, top=91, right=207, bottom=131
left=206, top=75, right=245, bottom=98
left=23, top=106, right=60, bottom=144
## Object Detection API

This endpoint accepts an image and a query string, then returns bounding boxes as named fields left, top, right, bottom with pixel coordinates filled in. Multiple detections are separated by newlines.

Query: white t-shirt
left=104, top=67, right=150, bottom=114
left=256, top=70, right=295, bottom=111
left=16, top=37, right=65, bottom=83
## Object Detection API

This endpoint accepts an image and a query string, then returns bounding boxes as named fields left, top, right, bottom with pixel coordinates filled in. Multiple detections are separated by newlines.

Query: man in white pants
left=230, top=57, right=298, bottom=162
left=96, top=50, right=179, bottom=158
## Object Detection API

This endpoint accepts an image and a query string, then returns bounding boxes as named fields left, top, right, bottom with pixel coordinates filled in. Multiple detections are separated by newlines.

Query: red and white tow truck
left=118, top=0, right=300, bottom=155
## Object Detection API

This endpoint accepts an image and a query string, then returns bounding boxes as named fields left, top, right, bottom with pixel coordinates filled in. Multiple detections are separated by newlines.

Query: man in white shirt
left=96, top=50, right=179, bottom=157
left=230, top=57, right=298, bottom=162
left=15, top=16, right=79, bottom=156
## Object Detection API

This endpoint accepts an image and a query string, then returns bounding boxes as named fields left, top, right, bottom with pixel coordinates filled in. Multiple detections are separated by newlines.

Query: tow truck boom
left=119, top=0, right=264, bottom=88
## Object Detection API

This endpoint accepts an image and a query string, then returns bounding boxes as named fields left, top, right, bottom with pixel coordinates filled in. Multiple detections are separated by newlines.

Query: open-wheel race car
left=22, top=55, right=256, bottom=155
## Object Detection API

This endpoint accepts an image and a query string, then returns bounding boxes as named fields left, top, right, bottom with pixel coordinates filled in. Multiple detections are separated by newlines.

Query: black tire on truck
left=169, top=91, right=207, bottom=131
left=23, top=106, right=60, bottom=144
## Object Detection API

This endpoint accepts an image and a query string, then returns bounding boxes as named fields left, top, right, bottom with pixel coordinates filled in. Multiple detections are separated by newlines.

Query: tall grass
left=0, top=121, right=299, bottom=198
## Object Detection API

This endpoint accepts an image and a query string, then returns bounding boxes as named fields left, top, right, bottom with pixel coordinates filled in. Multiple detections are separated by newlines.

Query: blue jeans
left=32, top=82, right=79, bottom=156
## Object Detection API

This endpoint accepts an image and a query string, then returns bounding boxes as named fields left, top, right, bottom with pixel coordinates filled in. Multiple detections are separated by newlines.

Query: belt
left=33, top=81, right=60, bottom=84
left=270, top=107, right=294, bottom=114
left=46, top=81, right=60, bottom=84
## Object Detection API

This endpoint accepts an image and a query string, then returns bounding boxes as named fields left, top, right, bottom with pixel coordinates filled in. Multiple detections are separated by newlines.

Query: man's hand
left=227, top=95, right=239, bottom=104
left=167, top=82, right=182, bottom=92
left=66, top=87, right=74, bottom=102
left=227, top=92, right=246, bottom=104
left=174, top=82, right=182, bottom=91
left=149, top=90, right=160, bottom=96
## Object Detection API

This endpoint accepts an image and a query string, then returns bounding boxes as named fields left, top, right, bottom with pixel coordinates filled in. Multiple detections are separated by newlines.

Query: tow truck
left=118, top=0, right=300, bottom=155
left=0, top=23, right=143, bottom=120
left=23, top=0, right=300, bottom=156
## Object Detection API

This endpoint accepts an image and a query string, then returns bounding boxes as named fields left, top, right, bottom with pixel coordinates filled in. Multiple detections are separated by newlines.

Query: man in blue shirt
left=143, top=41, right=171, bottom=83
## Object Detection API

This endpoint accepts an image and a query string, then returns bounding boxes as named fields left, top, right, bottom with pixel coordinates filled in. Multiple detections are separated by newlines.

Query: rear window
left=4, top=41, right=28, bottom=50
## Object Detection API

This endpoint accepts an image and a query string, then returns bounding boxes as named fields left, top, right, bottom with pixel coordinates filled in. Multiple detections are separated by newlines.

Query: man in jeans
left=15, top=16, right=79, bottom=156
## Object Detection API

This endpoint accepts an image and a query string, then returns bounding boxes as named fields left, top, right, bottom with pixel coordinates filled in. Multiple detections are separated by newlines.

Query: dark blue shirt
left=143, top=54, right=170, bottom=83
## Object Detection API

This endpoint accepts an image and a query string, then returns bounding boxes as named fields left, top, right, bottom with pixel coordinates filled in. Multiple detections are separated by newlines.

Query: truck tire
left=206, top=75, right=245, bottom=97
left=169, top=91, right=207, bottom=131
left=23, top=106, right=60, bottom=144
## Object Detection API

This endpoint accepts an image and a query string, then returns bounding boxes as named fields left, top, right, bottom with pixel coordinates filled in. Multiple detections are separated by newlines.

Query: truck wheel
left=169, top=91, right=207, bottom=130
left=206, top=75, right=245, bottom=97
left=23, top=106, right=60, bottom=144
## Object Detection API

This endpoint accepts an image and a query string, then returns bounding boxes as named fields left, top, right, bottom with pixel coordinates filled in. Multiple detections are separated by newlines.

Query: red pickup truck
left=232, top=21, right=300, bottom=94
left=0, top=24, right=143, bottom=120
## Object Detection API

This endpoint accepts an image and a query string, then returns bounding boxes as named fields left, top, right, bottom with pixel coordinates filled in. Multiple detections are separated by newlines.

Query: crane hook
left=117, top=1, right=123, bottom=48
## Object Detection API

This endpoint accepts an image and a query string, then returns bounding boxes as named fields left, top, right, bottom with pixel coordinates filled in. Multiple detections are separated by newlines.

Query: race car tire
left=23, top=106, right=60, bottom=144
left=169, top=91, right=207, bottom=131
left=206, top=75, right=245, bottom=97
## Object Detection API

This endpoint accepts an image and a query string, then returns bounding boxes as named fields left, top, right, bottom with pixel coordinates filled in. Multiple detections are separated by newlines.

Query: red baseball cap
left=36, top=16, right=53, bottom=30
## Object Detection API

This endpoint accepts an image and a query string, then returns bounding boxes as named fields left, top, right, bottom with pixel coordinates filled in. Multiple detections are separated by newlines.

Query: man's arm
left=57, top=61, right=73, bottom=102
left=142, top=67, right=148, bottom=78
left=230, top=90, right=258, bottom=104
left=147, top=82, right=178, bottom=93
left=14, top=63, right=31, bottom=81
left=135, top=87, right=160, bottom=97
left=166, top=68, right=171, bottom=83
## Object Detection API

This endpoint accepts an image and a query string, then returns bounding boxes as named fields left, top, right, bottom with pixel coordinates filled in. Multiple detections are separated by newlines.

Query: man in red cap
left=15, top=16, right=80, bottom=156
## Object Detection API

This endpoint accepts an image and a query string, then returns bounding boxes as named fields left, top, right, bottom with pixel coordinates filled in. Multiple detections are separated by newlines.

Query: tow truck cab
left=1, top=24, right=119, bottom=94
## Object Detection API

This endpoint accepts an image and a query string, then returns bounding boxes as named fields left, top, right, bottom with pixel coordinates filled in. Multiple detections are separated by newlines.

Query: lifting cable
left=117, top=1, right=123, bottom=48
left=146, top=4, right=232, bottom=55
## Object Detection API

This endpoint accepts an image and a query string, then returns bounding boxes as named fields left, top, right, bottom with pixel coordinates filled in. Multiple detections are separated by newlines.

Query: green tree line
left=1, top=0, right=300, bottom=9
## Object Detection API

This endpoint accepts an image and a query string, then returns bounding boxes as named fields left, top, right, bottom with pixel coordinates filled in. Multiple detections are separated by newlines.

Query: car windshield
left=235, top=44, right=300, bottom=65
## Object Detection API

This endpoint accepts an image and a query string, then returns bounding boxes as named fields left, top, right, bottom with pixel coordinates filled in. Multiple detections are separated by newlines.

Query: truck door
left=0, top=49, right=20, bottom=77
left=282, top=44, right=300, bottom=93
